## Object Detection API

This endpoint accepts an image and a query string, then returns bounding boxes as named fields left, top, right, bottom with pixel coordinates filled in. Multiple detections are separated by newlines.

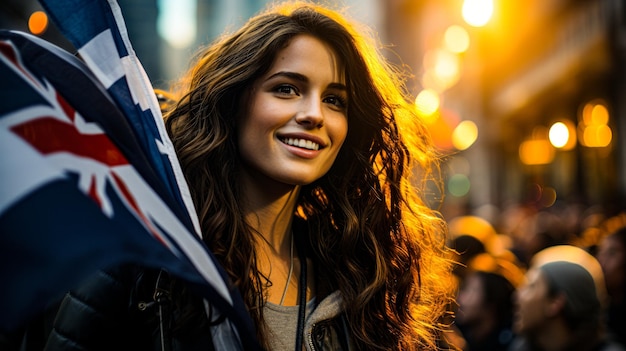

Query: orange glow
left=28, top=11, right=48, bottom=35
left=578, top=99, right=612, bottom=147
left=549, top=122, right=568, bottom=148
left=462, top=0, right=493, bottom=27
left=422, top=70, right=448, bottom=92
left=548, top=120, right=576, bottom=150
left=530, top=245, right=606, bottom=299
left=582, top=124, right=612, bottom=147
left=452, top=120, right=478, bottom=150
left=425, top=109, right=460, bottom=150
left=422, top=49, right=461, bottom=91
left=582, top=100, right=609, bottom=126
left=415, top=89, right=440, bottom=118
left=428, top=114, right=454, bottom=150
left=519, top=139, right=555, bottom=165
left=591, top=104, right=609, bottom=125
left=444, top=25, right=470, bottom=54
left=434, top=52, right=460, bottom=87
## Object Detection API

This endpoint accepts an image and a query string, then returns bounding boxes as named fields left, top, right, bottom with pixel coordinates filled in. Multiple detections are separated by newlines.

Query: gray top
left=206, top=291, right=347, bottom=350
left=263, top=291, right=349, bottom=351
left=302, top=291, right=348, bottom=351
left=264, top=297, right=317, bottom=351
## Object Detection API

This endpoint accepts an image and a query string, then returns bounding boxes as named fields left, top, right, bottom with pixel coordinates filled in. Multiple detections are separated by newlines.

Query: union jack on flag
left=0, top=1, right=257, bottom=349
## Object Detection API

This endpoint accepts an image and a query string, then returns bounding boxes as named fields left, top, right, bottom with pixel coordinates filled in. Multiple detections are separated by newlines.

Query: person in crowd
left=596, top=226, right=626, bottom=347
left=444, top=215, right=505, bottom=350
left=448, top=215, right=493, bottom=283
left=510, top=245, right=625, bottom=351
left=41, top=1, right=454, bottom=350
left=456, top=253, right=524, bottom=351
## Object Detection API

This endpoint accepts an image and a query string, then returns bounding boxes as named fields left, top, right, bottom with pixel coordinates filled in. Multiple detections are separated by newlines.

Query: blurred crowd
left=441, top=203, right=626, bottom=351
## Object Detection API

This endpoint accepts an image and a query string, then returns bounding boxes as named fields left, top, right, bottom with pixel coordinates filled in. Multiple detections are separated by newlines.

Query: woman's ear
left=546, top=292, right=567, bottom=318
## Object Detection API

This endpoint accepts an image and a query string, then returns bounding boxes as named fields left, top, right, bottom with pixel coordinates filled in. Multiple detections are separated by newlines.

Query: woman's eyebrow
left=265, top=71, right=347, bottom=91
left=265, top=71, right=308, bottom=83
left=327, top=82, right=347, bottom=92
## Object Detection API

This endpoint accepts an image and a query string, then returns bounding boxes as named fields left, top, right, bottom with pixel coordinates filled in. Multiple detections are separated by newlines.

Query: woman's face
left=456, top=273, right=487, bottom=325
left=237, top=34, right=348, bottom=187
left=513, top=268, right=551, bottom=335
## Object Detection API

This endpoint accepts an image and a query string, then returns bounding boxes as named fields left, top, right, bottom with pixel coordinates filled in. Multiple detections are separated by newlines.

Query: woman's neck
left=238, top=168, right=314, bottom=306
left=240, top=170, right=301, bottom=255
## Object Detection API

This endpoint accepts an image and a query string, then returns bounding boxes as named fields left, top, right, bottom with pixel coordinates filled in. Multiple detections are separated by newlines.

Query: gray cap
left=539, top=261, right=601, bottom=326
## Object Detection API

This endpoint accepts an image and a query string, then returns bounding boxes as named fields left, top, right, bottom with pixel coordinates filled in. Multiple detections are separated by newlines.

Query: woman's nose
left=295, top=98, right=324, bottom=128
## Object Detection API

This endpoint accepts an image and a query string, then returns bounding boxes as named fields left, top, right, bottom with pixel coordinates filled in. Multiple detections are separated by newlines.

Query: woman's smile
left=279, top=136, right=322, bottom=151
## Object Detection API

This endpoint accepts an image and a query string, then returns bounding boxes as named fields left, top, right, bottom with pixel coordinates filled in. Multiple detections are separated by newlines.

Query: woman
left=45, top=1, right=453, bottom=350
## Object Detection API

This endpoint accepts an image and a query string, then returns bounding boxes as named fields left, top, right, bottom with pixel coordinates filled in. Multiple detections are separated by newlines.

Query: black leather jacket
left=43, top=264, right=352, bottom=351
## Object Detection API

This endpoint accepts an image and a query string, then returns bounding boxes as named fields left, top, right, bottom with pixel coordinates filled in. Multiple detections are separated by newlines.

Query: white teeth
left=283, top=138, right=320, bottom=150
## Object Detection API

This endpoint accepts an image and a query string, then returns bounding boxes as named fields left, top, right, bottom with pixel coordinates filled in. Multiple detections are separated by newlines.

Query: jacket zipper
left=308, top=323, right=317, bottom=351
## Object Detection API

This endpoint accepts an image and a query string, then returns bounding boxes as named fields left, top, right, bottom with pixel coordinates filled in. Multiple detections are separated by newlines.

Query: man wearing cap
left=510, top=247, right=625, bottom=351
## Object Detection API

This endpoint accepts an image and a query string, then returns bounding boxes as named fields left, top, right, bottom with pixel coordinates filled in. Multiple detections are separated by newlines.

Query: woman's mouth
left=281, top=137, right=320, bottom=151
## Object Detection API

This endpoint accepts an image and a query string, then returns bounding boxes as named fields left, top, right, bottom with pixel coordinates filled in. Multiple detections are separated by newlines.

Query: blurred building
left=2, top=0, right=624, bottom=219
left=382, top=0, right=626, bottom=220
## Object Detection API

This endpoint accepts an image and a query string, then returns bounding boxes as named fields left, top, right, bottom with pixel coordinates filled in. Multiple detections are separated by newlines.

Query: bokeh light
left=422, top=49, right=461, bottom=91
left=548, top=120, right=576, bottom=150
left=583, top=125, right=612, bottom=148
left=540, top=186, right=557, bottom=207
left=415, top=89, right=440, bottom=118
left=157, top=0, right=197, bottom=48
left=444, top=25, right=470, bottom=54
left=452, top=120, right=478, bottom=150
left=519, top=139, right=555, bottom=165
left=448, top=174, right=471, bottom=197
left=462, top=0, right=493, bottom=27
left=549, top=122, right=568, bottom=148
left=579, top=99, right=612, bottom=147
left=28, top=11, right=48, bottom=35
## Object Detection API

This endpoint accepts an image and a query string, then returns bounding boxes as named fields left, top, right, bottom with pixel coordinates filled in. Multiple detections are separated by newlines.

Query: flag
left=0, top=2, right=258, bottom=349
left=37, top=0, right=196, bottom=229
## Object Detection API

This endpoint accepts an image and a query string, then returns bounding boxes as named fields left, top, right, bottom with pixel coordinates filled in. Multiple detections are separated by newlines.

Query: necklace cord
left=279, top=232, right=294, bottom=305
left=294, top=239, right=306, bottom=351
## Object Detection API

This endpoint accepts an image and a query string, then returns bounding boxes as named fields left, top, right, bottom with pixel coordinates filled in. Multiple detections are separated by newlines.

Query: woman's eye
left=275, top=85, right=298, bottom=95
left=324, top=95, right=347, bottom=109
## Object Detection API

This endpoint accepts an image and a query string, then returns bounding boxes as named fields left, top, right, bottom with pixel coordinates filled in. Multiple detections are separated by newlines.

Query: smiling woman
left=42, top=1, right=455, bottom=351
left=238, top=34, right=348, bottom=187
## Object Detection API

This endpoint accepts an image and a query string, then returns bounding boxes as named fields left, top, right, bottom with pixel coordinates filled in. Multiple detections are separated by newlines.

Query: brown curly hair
left=164, top=1, right=454, bottom=349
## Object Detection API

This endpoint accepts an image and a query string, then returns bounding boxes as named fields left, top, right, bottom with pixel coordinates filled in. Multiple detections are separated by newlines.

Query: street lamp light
left=462, top=0, right=493, bottom=27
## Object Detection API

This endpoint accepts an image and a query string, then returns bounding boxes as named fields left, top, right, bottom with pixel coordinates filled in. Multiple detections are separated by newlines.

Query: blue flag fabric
left=37, top=0, right=189, bottom=216
left=0, top=3, right=259, bottom=349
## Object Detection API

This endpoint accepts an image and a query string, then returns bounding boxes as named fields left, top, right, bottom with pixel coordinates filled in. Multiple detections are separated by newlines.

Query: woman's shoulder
left=66, top=263, right=160, bottom=307
left=45, top=264, right=167, bottom=351
left=308, top=290, right=343, bottom=324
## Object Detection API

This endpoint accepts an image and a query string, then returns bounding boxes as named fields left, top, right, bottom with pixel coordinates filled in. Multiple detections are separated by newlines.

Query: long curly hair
left=164, top=1, right=453, bottom=349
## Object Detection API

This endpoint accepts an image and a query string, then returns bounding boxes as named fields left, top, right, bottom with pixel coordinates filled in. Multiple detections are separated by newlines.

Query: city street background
left=2, top=0, right=624, bottom=236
